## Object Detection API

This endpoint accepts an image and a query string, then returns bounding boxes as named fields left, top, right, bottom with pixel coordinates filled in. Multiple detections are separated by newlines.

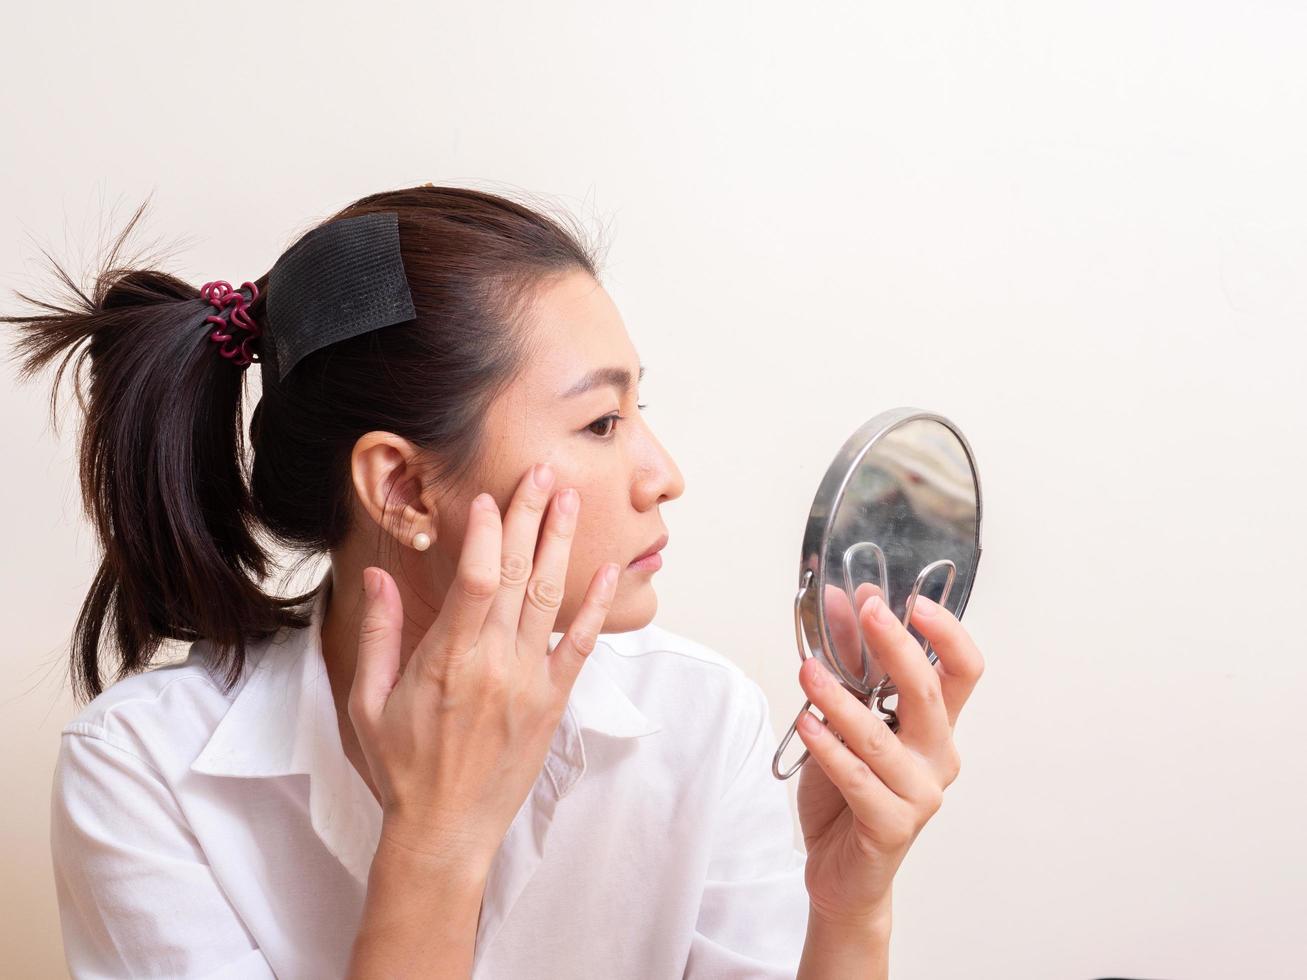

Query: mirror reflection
left=819, top=417, right=980, bottom=691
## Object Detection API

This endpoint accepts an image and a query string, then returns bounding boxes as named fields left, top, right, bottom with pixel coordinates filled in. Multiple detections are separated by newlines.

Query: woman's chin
left=601, top=580, right=658, bottom=634
left=556, top=573, right=657, bottom=636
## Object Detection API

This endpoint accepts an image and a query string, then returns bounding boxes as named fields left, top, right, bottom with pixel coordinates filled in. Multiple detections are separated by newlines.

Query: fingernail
left=533, top=463, right=554, bottom=488
left=558, top=488, right=578, bottom=514
left=808, top=660, right=829, bottom=687
left=914, top=595, right=937, bottom=617
left=865, top=595, right=891, bottom=623
left=363, top=568, right=378, bottom=600
left=603, top=562, right=620, bottom=587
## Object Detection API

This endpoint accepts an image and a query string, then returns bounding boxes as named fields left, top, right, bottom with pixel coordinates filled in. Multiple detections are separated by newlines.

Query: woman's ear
left=349, top=431, right=440, bottom=547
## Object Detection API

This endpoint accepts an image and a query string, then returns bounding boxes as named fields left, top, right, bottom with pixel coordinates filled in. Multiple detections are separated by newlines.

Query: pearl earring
left=412, top=532, right=431, bottom=552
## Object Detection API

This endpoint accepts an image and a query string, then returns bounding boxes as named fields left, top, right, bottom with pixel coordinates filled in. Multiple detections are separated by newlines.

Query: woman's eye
left=586, top=404, right=647, bottom=440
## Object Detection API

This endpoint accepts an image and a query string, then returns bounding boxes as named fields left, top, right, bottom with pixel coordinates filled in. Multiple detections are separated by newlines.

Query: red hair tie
left=201, top=280, right=262, bottom=367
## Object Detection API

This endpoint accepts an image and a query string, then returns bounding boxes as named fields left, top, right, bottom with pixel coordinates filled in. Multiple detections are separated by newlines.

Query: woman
left=8, top=185, right=984, bottom=978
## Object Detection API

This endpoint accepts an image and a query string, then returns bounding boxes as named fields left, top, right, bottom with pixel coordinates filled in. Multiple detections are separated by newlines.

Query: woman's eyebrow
left=560, top=364, right=646, bottom=398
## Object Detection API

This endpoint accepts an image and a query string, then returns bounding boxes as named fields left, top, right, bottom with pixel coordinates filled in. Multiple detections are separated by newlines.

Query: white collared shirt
left=50, top=570, right=809, bottom=978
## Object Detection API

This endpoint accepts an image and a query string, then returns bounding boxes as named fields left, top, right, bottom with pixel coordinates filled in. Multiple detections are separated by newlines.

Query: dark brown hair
left=4, top=185, right=601, bottom=704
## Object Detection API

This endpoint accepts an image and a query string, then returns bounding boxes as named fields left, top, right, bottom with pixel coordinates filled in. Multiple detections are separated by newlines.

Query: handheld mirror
left=772, top=407, right=983, bottom=780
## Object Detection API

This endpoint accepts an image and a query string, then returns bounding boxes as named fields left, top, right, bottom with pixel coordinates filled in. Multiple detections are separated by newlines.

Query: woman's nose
left=634, top=431, right=685, bottom=508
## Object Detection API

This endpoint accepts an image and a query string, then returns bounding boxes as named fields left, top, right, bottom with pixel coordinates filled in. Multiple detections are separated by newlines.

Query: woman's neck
left=318, top=559, right=437, bottom=808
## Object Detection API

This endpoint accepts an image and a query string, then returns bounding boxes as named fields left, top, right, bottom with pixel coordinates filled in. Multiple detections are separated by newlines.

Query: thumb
left=351, top=567, right=403, bottom=729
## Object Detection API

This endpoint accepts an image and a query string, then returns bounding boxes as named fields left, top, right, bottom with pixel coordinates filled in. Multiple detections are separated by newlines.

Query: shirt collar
left=190, top=564, right=663, bottom=810
left=192, top=566, right=660, bottom=777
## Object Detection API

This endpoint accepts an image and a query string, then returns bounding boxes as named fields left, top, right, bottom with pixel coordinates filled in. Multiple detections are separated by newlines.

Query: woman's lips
left=627, top=533, right=668, bottom=570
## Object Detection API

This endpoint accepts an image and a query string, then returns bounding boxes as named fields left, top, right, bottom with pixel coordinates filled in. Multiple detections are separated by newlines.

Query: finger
left=799, top=658, right=939, bottom=805
left=824, top=581, right=887, bottom=681
left=547, top=562, right=620, bottom=696
left=516, top=487, right=579, bottom=658
left=426, top=493, right=502, bottom=663
left=350, top=567, right=403, bottom=730
left=794, top=704, right=901, bottom=817
left=909, top=595, right=985, bottom=728
left=482, top=462, right=555, bottom=642
left=859, top=595, right=952, bottom=751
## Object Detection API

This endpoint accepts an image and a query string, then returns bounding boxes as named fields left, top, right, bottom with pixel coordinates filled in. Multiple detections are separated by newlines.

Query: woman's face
left=432, top=268, right=685, bottom=634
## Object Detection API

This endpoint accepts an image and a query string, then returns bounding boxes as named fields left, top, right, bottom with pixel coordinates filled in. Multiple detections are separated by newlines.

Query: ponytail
left=4, top=199, right=309, bottom=703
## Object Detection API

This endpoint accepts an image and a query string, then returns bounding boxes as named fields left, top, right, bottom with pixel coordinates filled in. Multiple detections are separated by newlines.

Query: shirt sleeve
left=684, top=677, right=810, bottom=979
left=50, top=729, right=277, bottom=979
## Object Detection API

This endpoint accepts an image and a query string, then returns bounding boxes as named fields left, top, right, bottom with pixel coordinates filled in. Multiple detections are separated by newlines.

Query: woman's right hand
left=347, top=462, right=619, bottom=873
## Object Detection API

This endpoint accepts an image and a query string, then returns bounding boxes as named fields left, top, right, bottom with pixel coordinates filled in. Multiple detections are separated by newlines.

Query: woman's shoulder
left=598, top=620, right=743, bottom=671
left=595, top=622, right=771, bottom=737
left=57, top=638, right=257, bottom=779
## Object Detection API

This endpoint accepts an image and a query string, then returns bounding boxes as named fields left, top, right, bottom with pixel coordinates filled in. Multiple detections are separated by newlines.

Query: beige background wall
left=4, top=1, right=1305, bottom=977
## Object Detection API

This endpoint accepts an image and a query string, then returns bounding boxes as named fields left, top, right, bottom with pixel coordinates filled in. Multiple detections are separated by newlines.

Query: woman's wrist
left=348, top=822, right=492, bottom=979
left=808, top=893, right=893, bottom=937
left=376, top=812, right=496, bottom=883
left=797, top=897, right=893, bottom=980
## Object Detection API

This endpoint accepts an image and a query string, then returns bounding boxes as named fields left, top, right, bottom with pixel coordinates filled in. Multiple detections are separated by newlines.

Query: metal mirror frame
left=772, top=406, right=984, bottom=780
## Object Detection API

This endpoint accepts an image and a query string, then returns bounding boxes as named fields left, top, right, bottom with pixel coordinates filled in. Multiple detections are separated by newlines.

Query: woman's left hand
left=795, top=583, right=985, bottom=929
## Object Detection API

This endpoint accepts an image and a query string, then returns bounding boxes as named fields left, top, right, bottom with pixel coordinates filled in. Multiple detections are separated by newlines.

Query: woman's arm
left=346, top=828, right=491, bottom=979
left=797, top=897, right=892, bottom=980
left=50, top=731, right=280, bottom=978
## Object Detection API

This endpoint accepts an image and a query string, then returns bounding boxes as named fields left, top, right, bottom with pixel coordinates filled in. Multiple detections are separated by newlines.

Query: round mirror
left=773, top=407, right=983, bottom=780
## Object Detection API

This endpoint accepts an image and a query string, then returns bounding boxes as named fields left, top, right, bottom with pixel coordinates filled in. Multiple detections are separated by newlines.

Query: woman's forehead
left=516, top=273, right=640, bottom=400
